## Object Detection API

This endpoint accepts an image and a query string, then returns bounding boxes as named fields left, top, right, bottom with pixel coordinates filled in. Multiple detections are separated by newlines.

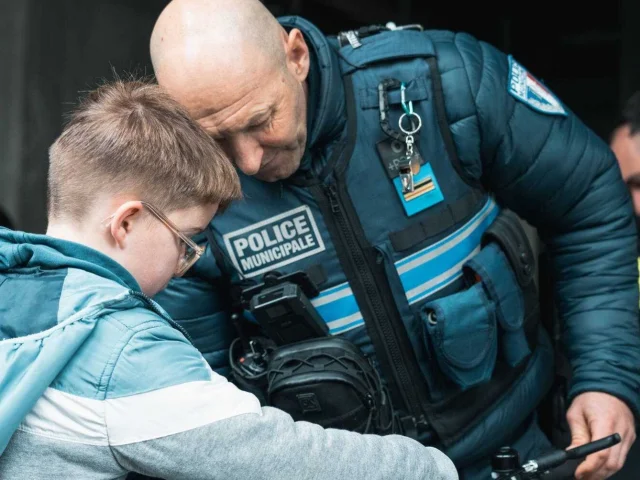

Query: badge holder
left=397, top=92, right=422, bottom=194
left=376, top=80, right=444, bottom=216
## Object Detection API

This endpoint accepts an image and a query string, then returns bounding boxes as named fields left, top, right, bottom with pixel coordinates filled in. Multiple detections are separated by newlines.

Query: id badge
left=377, top=137, right=444, bottom=216
left=392, top=162, right=444, bottom=216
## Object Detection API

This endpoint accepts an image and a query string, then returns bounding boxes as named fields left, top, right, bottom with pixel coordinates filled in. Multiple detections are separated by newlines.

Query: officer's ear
left=283, top=28, right=309, bottom=82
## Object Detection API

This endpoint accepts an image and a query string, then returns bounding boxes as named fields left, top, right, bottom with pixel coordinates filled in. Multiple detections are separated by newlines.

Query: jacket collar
left=0, top=227, right=140, bottom=292
left=278, top=16, right=346, bottom=173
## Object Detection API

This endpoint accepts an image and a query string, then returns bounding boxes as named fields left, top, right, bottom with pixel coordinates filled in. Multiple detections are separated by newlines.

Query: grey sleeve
left=111, top=406, right=458, bottom=480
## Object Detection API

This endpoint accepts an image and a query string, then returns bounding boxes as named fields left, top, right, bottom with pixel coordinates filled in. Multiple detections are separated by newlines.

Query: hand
left=566, top=392, right=636, bottom=480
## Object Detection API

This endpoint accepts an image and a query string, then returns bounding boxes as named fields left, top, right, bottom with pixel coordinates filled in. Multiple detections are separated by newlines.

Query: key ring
left=399, top=112, right=422, bottom=135
left=378, top=78, right=423, bottom=140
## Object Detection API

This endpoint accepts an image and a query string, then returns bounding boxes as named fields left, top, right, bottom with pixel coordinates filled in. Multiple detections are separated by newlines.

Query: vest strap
left=389, top=189, right=485, bottom=251
left=426, top=57, right=481, bottom=188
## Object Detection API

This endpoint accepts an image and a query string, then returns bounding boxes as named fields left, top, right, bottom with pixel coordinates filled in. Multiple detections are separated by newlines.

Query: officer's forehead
left=163, top=56, right=280, bottom=121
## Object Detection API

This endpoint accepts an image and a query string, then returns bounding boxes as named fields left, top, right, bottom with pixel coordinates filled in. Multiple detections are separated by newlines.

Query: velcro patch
left=223, top=206, right=326, bottom=278
left=507, top=55, right=567, bottom=116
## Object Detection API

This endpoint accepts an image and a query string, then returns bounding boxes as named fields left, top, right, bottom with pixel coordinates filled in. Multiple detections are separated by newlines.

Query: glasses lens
left=175, top=243, right=203, bottom=277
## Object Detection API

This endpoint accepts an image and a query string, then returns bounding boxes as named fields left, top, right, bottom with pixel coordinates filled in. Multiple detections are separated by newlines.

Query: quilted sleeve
left=448, top=32, right=640, bottom=418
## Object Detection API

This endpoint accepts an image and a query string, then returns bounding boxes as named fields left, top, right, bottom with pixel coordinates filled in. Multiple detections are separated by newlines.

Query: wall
left=0, top=0, right=29, bottom=230
left=0, top=0, right=166, bottom=233
left=0, top=0, right=636, bottom=232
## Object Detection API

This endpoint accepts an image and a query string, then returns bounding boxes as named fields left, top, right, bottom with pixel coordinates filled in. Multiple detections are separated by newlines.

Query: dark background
left=0, top=0, right=638, bottom=477
left=1, top=0, right=638, bottom=233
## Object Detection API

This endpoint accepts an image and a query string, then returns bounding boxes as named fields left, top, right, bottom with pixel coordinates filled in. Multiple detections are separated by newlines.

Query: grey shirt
left=1, top=406, right=458, bottom=479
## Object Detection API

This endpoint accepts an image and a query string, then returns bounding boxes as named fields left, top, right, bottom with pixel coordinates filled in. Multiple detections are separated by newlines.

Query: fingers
left=565, top=393, right=636, bottom=480
left=574, top=416, right=620, bottom=480
left=566, top=404, right=591, bottom=450
left=613, top=424, right=636, bottom=476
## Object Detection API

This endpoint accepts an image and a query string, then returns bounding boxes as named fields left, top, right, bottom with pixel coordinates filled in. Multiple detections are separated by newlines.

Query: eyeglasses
left=103, top=201, right=205, bottom=277
left=627, top=173, right=640, bottom=191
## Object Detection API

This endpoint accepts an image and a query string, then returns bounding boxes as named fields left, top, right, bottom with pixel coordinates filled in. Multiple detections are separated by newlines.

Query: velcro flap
left=338, top=30, right=435, bottom=75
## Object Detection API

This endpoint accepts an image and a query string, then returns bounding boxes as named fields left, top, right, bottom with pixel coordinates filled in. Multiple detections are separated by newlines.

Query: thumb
left=567, top=406, right=591, bottom=450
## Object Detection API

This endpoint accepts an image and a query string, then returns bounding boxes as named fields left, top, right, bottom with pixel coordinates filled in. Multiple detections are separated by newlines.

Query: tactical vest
left=208, top=18, right=552, bottom=461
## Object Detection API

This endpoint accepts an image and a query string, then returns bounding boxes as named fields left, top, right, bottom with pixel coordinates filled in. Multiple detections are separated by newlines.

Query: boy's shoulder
left=14, top=270, right=218, bottom=456
left=51, top=268, right=205, bottom=401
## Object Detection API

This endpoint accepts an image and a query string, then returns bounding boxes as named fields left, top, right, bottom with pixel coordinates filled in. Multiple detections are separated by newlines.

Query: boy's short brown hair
left=48, top=79, right=241, bottom=221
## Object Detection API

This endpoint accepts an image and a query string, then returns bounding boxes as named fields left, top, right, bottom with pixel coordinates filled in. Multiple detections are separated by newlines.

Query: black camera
left=239, top=270, right=328, bottom=346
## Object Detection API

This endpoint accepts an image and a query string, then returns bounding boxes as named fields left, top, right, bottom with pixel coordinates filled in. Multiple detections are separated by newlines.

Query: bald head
left=151, top=0, right=284, bottom=92
left=150, top=0, right=312, bottom=182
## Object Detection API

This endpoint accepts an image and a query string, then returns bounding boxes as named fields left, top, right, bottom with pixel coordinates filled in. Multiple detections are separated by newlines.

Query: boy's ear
left=109, top=201, right=144, bottom=249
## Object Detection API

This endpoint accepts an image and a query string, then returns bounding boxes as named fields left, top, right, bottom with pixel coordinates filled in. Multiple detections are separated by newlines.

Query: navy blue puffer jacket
left=155, top=16, right=640, bottom=471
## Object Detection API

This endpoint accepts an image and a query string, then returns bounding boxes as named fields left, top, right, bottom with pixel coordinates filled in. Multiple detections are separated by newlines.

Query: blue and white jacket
left=0, top=227, right=458, bottom=480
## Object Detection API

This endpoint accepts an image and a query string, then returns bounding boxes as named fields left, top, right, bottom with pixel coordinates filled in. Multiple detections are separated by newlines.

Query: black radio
left=239, top=270, right=328, bottom=346
left=231, top=270, right=397, bottom=434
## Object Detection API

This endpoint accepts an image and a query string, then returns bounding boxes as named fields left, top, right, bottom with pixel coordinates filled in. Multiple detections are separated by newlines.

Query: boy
left=0, top=79, right=457, bottom=479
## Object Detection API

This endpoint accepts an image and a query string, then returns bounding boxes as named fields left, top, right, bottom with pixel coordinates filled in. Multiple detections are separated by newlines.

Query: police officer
left=611, top=91, right=640, bottom=215
left=150, top=1, right=640, bottom=478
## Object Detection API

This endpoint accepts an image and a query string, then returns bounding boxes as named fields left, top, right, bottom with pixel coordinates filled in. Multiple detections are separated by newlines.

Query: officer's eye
left=249, top=116, right=272, bottom=131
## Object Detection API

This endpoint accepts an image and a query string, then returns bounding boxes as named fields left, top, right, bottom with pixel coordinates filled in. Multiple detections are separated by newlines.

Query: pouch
left=266, top=336, right=394, bottom=434
left=465, top=243, right=530, bottom=367
left=422, top=282, right=497, bottom=391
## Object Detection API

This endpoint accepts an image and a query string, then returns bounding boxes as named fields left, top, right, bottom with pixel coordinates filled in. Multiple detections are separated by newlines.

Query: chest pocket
left=373, top=198, right=501, bottom=401
left=337, top=31, right=484, bottom=249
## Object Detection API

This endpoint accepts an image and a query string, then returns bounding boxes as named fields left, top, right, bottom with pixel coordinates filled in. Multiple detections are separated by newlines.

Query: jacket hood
left=0, top=228, right=143, bottom=455
left=0, top=227, right=139, bottom=290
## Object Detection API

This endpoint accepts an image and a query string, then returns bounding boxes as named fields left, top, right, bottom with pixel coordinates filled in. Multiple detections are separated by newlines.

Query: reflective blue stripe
left=309, top=198, right=499, bottom=333
left=396, top=198, right=497, bottom=269
left=331, top=316, right=364, bottom=334
left=403, top=256, right=472, bottom=305
left=396, top=198, right=499, bottom=304
left=311, top=283, right=363, bottom=334
left=244, top=283, right=364, bottom=335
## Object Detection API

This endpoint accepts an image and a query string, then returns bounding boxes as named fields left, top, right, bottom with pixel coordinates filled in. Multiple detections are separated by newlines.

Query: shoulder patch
left=507, top=55, right=567, bottom=116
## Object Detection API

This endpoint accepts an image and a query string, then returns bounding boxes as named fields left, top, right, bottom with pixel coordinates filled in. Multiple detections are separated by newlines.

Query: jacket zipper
left=322, top=183, right=429, bottom=431
left=129, top=290, right=195, bottom=344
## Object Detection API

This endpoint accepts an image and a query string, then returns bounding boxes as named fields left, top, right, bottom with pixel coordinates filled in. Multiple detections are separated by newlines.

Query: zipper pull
left=323, top=184, right=340, bottom=213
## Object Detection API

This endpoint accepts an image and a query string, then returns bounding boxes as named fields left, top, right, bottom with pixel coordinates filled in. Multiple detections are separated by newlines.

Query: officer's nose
left=229, top=135, right=263, bottom=176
